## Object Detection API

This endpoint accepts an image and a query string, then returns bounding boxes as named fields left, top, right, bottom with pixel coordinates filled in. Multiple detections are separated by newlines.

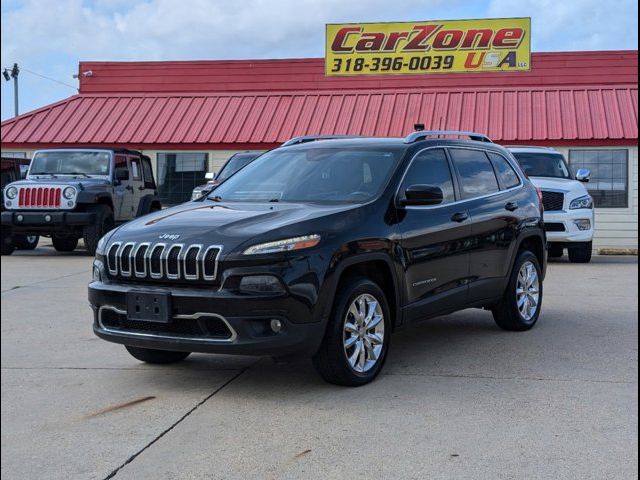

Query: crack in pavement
left=1, top=269, right=89, bottom=293
left=382, top=372, right=638, bottom=384
left=103, top=359, right=259, bottom=480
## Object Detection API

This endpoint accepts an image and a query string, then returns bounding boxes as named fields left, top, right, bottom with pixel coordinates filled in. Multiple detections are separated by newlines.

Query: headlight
left=95, top=235, right=108, bottom=256
left=63, top=186, right=76, bottom=200
left=569, top=195, right=593, bottom=210
left=5, top=186, right=18, bottom=199
left=92, top=259, right=105, bottom=282
left=243, top=234, right=321, bottom=255
left=191, top=190, right=202, bottom=201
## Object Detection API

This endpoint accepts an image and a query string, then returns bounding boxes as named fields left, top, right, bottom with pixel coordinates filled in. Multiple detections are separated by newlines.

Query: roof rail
left=404, top=130, right=492, bottom=144
left=281, top=135, right=362, bottom=147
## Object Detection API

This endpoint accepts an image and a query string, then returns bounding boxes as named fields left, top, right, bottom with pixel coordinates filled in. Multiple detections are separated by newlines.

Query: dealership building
left=1, top=50, right=637, bottom=252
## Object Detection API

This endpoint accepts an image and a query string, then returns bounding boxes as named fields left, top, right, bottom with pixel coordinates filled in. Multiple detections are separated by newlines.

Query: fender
left=509, top=227, right=547, bottom=281
left=76, top=191, right=113, bottom=209
left=317, top=251, right=402, bottom=330
left=136, top=194, right=161, bottom=218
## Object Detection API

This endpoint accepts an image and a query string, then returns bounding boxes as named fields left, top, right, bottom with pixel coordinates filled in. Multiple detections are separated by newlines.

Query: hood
left=108, top=201, right=357, bottom=254
left=529, top=176, right=590, bottom=199
left=9, top=177, right=110, bottom=189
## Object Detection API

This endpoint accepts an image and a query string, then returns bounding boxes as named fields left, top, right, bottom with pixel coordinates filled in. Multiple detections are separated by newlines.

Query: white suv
left=509, top=147, right=594, bottom=263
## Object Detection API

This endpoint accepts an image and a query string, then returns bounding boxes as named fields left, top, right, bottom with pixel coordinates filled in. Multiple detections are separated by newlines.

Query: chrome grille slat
left=105, top=241, right=221, bottom=283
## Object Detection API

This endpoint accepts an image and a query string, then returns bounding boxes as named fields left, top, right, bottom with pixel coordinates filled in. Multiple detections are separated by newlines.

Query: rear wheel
left=492, top=250, right=543, bottom=331
left=83, top=205, right=115, bottom=255
left=1, top=230, right=14, bottom=255
left=125, top=346, right=191, bottom=364
left=568, top=241, right=592, bottom=263
left=52, top=235, right=78, bottom=252
left=548, top=243, right=564, bottom=258
left=13, top=235, right=39, bottom=250
left=312, top=277, right=391, bottom=386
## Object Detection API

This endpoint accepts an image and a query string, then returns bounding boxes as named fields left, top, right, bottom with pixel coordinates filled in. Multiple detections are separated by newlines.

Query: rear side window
left=129, top=157, right=142, bottom=181
left=401, top=148, right=455, bottom=203
left=449, top=148, right=500, bottom=199
left=141, top=157, right=156, bottom=189
left=487, top=152, right=521, bottom=189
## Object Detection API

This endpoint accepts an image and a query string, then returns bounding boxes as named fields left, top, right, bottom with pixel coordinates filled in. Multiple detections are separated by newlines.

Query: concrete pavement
left=1, top=242, right=637, bottom=479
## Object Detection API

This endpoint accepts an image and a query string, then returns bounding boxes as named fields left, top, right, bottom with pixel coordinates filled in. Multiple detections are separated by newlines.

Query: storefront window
left=156, top=152, right=209, bottom=205
left=569, top=149, right=629, bottom=208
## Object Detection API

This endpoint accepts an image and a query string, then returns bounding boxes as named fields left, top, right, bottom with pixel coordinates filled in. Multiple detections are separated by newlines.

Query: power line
left=17, top=66, right=78, bottom=91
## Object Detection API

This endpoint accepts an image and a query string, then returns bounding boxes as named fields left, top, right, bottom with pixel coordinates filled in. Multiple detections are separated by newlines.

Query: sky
left=1, top=0, right=638, bottom=121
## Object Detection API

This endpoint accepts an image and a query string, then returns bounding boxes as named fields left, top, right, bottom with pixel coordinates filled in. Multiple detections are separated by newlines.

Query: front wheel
left=125, top=346, right=191, bottom=364
left=52, top=235, right=78, bottom=252
left=548, top=243, right=564, bottom=258
left=83, top=205, right=115, bottom=255
left=13, top=235, right=39, bottom=250
left=312, top=277, right=391, bottom=386
left=492, top=250, right=543, bottom=331
left=568, top=241, right=592, bottom=263
left=1, top=230, right=14, bottom=255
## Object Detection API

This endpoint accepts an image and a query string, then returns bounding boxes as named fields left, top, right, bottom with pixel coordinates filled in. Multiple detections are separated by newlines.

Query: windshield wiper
left=30, top=172, right=57, bottom=178
left=59, top=172, right=91, bottom=178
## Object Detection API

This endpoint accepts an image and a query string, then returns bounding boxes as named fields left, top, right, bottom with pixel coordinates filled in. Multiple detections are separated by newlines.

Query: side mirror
left=115, top=168, right=129, bottom=182
left=399, top=184, right=444, bottom=206
left=576, top=168, right=591, bottom=182
left=204, top=172, right=215, bottom=180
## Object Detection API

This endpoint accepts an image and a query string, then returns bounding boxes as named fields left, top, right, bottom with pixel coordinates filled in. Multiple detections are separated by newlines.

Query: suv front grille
left=17, top=186, right=63, bottom=208
left=541, top=191, right=565, bottom=211
left=106, top=241, right=222, bottom=284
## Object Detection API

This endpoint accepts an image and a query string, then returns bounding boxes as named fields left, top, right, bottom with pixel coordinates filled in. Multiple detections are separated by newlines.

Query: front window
left=511, top=152, right=571, bottom=179
left=30, top=151, right=111, bottom=176
left=209, top=146, right=403, bottom=203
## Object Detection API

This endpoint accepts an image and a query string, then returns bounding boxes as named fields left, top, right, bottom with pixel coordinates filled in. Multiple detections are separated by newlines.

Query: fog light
left=270, top=319, right=282, bottom=333
left=44, top=214, right=52, bottom=222
left=16, top=214, right=23, bottom=222
left=574, top=219, right=591, bottom=231
left=67, top=201, right=74, bottom=207
left=5, top=201, right=11, bottom=207
left=239, top=275, right=285, bottom=294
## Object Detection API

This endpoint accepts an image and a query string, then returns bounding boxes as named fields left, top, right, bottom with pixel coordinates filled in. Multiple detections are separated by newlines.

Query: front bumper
left=88, top=281, right=326, bottom=357
left=2, top=210, right=95, bottom=232
left=543, top=208, right=594, bottom=243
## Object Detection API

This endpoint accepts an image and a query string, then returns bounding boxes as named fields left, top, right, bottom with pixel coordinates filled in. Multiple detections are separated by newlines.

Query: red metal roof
left=2, top=51, right=638, bottom=149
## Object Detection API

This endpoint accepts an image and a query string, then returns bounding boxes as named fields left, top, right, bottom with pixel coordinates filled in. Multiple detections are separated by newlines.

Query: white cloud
left=488, top=0, right=638, bottom=51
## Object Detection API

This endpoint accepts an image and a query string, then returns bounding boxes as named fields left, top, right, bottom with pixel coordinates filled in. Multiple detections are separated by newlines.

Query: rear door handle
left=505, top=202, right=519, bottom=211
left=451, top=212, right=469, bottom=223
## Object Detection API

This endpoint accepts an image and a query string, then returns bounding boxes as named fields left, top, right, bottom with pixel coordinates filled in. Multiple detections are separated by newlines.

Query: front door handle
left=505, top=202, right=519, bottom=211
left=125, top=185, right=133, bottom=192
left=451, top=212, right=469, bottom=223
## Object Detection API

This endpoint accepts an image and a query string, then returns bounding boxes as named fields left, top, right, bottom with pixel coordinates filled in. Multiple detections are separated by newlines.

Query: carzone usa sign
left=325, top=18, right=531, bottom=76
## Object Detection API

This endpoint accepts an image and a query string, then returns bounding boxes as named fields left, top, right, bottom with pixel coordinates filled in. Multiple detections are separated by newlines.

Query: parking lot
left=1, top=242, right=637, bottom=480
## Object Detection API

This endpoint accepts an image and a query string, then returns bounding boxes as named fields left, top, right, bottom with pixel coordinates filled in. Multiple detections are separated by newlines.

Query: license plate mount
left=127, top=291, right=171, bottom=323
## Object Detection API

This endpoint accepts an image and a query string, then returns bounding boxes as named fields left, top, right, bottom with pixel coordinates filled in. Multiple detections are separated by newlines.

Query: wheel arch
left=136, top=194, right=161, bottom=217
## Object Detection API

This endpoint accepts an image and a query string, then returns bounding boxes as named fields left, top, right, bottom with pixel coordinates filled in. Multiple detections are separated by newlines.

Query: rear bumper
left=1, top=211, right=95, bottom=232
left=88, top=281, right=326, bottom=357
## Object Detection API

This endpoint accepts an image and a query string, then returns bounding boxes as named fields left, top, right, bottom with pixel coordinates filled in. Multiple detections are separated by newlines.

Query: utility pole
left=2, top=63, right=20, bottom=116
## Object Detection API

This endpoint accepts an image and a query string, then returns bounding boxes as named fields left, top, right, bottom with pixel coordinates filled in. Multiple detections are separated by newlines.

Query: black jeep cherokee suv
left=89, top=131, right=546, bottom=386
left=2, top=148, right=161, bottom=255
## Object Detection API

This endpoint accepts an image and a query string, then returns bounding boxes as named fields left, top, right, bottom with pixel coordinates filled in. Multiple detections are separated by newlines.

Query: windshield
left=511, top=152, right=572, bottom=179
left=209, top=146, right=402, bottom=203
left=217, top=153, right=261, bottom=182
left=30, top=151, right=111, bottom=176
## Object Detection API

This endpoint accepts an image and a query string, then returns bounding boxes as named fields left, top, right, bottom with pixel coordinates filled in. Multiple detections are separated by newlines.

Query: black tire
left=548, top=244, right=564, bottom=258
left=13, top=235, right=39, bottom=250
left=492, top=250, right=543, bottom=331
left=83, top=204, right=115, bottom=256
left=125, top=346, right=191, bottom=364
left=52, top=235, right=78, bottom=252
left=312, top=277, right=391, bottom=386
left=568, top=241, right=592, bottom=263
left=1, top=230, right=14, bottom=255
